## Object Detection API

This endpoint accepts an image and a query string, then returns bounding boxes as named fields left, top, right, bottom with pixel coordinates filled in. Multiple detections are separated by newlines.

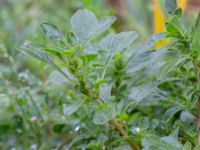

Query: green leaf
left=173, top=8, right=182, bottom=17
left=81, top=53, right=97, bottom=62
left=66, top=32, right=77, bottom=45
left=53, top=124, right=65, bottom=133
left=171, top=16, right=182, bottom=29
left=180, top=111, right=196, bottom=123
left=20, top=46, right=76, bottom=81
left=90, top=16, right=116, bottom=40
left=93, top=106, right=116, bottom=125
left=100, top=31, right=138, bottom=79
left=139, top=117, right=149, bottom=130
left=99, top=31, right=138, bottom=53
left=156, top=48, right=187, bottom=80
left=165, top=0, right=177, bottom=15
left=142, top=32, right=167, bottom=50
left=71, top=9, right=96, bottom=43
left=41, top=23, right=62, bottom=40
left=151, top=119, right=159, bottom=130
left=127, top=47, right=167, bottom=73
left=166, top=24, right=179, bottom=36
left=166, top=15, right=183, bottom=37
left=60, top=45, right=78, bottom=57
left=71, top=9, right=116, bottom=43
left=191, top=34, right=200, bottom=51
left=163, top=106, right=182, bottom=122
left=17, top=98, right=25, bottom=106
left=182, top=142, right=192, bottom=150
left=166, top=22, right=182, bottom=37
left=21, top=47, right=53, bottom=64
left=42, top=47, right=61, bottom=57
left=142, top=135, right=179, bottom=150
left=129, top=82, right=159, bottom=102
left=126, top=33, right=167, bottom=75
left=94, top=79, right=107, bottom=88
left=127, top=32, right=167, bottom=69
left=63, top=100, right=83, bottom=116
left=49, top=70, right=67, bottom=85
left=42, top=46, right=78, bottom=59
left=49, top=68, right=77, bottom=83
left=160, top=136, right=182, bottom=149
left=99, top=83, right=112, bottom=102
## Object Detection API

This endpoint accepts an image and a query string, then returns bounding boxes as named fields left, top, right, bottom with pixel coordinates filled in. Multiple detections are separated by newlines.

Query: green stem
left=83, top=86, right=138, bottom=150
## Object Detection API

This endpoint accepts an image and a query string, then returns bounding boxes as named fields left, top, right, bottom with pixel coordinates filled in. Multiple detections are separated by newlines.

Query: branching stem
left=83, top=87, right=138, bottom=150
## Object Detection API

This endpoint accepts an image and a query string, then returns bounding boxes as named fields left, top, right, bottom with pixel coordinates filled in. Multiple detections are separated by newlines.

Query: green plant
left=141, top=1, right=200, bottom=150
left=19, top=1, right=200, bottom=150
left=22, top=8, right=141, bottom=149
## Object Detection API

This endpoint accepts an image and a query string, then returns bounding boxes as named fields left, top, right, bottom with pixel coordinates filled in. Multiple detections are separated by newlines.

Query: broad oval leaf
left=88, top=16, right=116, bottom=41
left=71, top=9, right=116, bottom=43
left=71, top=9, right=97, bottom=42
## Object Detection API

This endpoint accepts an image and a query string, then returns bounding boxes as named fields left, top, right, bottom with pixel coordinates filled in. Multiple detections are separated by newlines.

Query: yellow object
left=153, top=0, right=188, bottom=33
left=153, top=0, right=188, bottom=48
left=153, top=0, right=165, bottom=33
left=153, top=0, right=168, bottom=48
left=178, top=0, right=188, bottom=11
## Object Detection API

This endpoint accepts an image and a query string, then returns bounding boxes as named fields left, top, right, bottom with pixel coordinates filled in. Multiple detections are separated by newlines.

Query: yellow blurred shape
left=153, top=0, right=187, bottom=48
left=178, top=0, right=188, bottom=11
left=153, top=0, right=165, bottom=33
left=153, top=0, right=168, bottom=48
